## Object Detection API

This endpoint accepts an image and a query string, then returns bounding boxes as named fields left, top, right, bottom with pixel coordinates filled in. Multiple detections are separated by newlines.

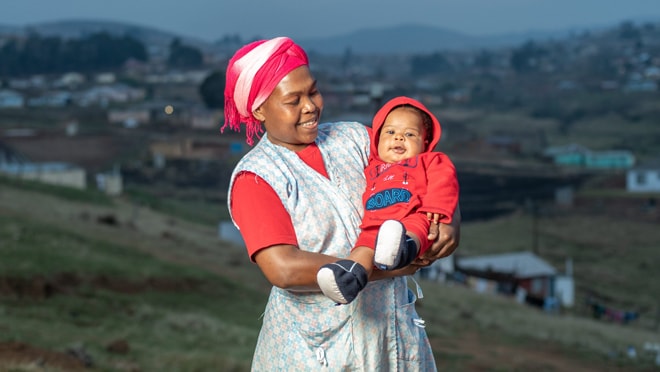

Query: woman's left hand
left=416, top=205, right=461, bottom=266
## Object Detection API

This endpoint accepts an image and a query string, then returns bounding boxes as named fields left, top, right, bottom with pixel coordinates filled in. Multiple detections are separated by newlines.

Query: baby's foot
left=374, top=220, right=418, bottom=270
left=317, top=260, right=368, bottom=304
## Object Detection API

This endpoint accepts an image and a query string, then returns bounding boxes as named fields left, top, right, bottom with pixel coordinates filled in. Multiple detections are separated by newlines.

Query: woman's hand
left=369, top=263, right=420, bottom=281
left=416, top=205, right=461, bottom=266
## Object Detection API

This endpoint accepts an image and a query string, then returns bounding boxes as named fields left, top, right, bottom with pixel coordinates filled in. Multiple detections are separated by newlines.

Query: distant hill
left=0, top=24, right=20, bottom=34
left=297, top=23, right=590, bottom=55
left=1, top=17, right=659, bottom=56
left=296, top=17, right=660, bottom=55
left=297, top=24, right=624, bottom=54
left=0, top=19, right=216, bottom=54
left=0, top=20, right=579, bottom=56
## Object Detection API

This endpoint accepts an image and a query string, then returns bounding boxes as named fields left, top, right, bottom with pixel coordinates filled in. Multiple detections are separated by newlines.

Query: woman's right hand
left=369, top=263, right=420, bottom=281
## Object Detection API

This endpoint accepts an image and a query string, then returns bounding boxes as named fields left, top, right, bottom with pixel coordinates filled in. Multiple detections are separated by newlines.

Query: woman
left=224, top=36, right=460, bottom=371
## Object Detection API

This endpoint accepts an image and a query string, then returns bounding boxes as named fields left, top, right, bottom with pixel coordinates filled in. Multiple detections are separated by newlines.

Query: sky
left=1, top=0, right=660, bottom=42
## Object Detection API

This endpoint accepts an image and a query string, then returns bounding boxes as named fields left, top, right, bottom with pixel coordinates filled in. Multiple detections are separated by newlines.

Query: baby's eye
left=385, top=130, right=395, bottom=135
left=405, top=132, right=417, bottom=137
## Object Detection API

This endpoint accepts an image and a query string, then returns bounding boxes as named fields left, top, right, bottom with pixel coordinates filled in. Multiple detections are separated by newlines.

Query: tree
left=510, top=41, right=547, bottom=73
left=0, top=32, right=147, bottom=77
left=619, top=21, right=641, bottom=40
left=199, top=70, right=226, bottom=109
left=474, top=50, right=493, bottom=70
left=168, top=38, right=203, bottom=69
left=410, top=52, right=453, bottom=77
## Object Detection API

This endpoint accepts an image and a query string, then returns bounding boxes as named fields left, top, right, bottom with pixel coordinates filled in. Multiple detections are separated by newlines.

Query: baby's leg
left=374, top=220, right=420, bottom=270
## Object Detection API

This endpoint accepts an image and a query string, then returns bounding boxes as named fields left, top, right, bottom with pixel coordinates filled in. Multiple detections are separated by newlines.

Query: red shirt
left=230, top=142, right=329, bottom=261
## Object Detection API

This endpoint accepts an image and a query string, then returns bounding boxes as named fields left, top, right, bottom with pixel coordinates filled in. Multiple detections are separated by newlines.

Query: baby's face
left=377, top=108, right=427, bottom=163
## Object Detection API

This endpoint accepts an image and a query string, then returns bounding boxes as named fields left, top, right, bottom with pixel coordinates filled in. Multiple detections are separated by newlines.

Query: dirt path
left=0, top=342, right=87, bottom=371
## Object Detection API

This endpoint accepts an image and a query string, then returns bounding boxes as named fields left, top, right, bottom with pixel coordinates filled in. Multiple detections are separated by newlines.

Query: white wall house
left=627, top=161, right=660, bottom=193
left=454, top=251, right=575, bottom=309
left=0, top=89, right=25, bottom=108
left=96, top=167, right=123, bottom=196
left=0, top=162, right=87, bottom=189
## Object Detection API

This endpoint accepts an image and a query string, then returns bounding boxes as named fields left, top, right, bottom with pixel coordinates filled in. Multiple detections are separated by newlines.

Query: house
left=624, top=78, right=657, bottom=92
left=27, top=91, right=72, bottom=107
left=584, top=150, right=635, bottom=169
left=0, top=161, right=87, bottom=189
left=108, top=108, right=151, bottom=127
left=75, top=84, right=146, bottom=107
left=190, top=109, right=223, bottom=130
left=149, top=135, right=246, bottom=168
left=543, top=143, right=589, bottom=167
left=95, top=72, right=116, bottom=84
left=95, top=165, right=123, bottom=196
left=1, top=134, right=86, bottom=189
left=8, top=75, right=46, bottom=90
left=0, top=89, right=25, bottom=108
left=626, top=160, right=660, bottom=193
left=54, top=72, right=86, bottom=88
left=454, top=251, right=574, bottom=309
left=543, top=144, right=635, bottom=169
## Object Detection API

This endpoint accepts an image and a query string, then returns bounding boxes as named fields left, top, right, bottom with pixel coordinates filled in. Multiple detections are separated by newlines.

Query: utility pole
left=527, top=198, right=539, bottom=254
left=655, top=300, right=660, bottom=331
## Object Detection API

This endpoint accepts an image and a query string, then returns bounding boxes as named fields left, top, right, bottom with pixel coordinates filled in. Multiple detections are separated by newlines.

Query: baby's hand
left=426, top=212, right=441, bottom=239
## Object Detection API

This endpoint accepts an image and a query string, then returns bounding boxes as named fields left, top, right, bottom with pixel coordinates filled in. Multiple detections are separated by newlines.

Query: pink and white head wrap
left=222, top=36, right=309, bottom=145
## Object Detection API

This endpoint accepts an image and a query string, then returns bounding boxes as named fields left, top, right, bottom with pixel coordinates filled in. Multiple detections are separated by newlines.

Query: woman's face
left=254, top=66, right=323, bottom=152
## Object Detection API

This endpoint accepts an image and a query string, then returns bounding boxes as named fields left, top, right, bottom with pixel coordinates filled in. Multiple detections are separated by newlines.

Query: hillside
left=1, top=177, right=659, bottom=371
left=0, top=18, right=645, bottom=56
left=297, top=23, right=579, bottom=55
left=0, top=19, right=217, bottom=57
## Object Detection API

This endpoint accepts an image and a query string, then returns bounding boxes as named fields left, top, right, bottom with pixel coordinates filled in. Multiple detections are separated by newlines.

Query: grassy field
left=0, top=178, right=267, bottom=371
left=1, top=176, right=659, bottom=371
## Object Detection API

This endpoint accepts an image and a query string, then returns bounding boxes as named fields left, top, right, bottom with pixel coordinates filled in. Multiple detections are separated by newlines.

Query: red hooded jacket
left=359, top=97, right=459, bottom=240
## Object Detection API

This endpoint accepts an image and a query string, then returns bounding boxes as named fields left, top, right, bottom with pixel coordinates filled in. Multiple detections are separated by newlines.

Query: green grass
left=0, top=214, right=185, bottom=277
left=417, top=282, right=660, bottom=371
left=2, top=175, right=660, bottom=370
left=123, top=185, right=230, bottom=226
left=459, top=209, right=660, bottom=331
left=0, top=213, right=264, bottom=371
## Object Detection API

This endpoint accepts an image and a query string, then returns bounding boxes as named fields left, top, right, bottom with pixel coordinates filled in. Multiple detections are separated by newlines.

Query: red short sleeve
left=230, top=172, right=298, bottom=262
left=230, top=142, right=331, bottom=262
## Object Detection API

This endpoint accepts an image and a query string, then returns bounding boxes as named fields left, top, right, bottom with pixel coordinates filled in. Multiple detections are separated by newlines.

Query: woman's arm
left=253, top=244, right=340, bottom=291
left=254, top=244, right=422, bottom=290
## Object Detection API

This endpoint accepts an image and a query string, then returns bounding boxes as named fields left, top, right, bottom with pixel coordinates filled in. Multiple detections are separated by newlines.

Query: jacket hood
left=370, top=96, right=442, bottom=159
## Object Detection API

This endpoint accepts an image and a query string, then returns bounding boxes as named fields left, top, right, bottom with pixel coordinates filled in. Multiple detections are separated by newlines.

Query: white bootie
left=374, top=220, right=407, bottom=270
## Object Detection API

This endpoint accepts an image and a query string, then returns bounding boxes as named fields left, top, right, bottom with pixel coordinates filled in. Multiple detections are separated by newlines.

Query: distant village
left=1, top=20, right=659, bottom=192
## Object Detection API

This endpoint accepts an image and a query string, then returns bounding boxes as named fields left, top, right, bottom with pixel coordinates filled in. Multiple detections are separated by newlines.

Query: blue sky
left=1, top=0, right=659, bottom=41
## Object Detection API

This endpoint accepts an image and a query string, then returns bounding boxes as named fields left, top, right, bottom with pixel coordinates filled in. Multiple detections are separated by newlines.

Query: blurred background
left=1, top=1, right=659, bottom=371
